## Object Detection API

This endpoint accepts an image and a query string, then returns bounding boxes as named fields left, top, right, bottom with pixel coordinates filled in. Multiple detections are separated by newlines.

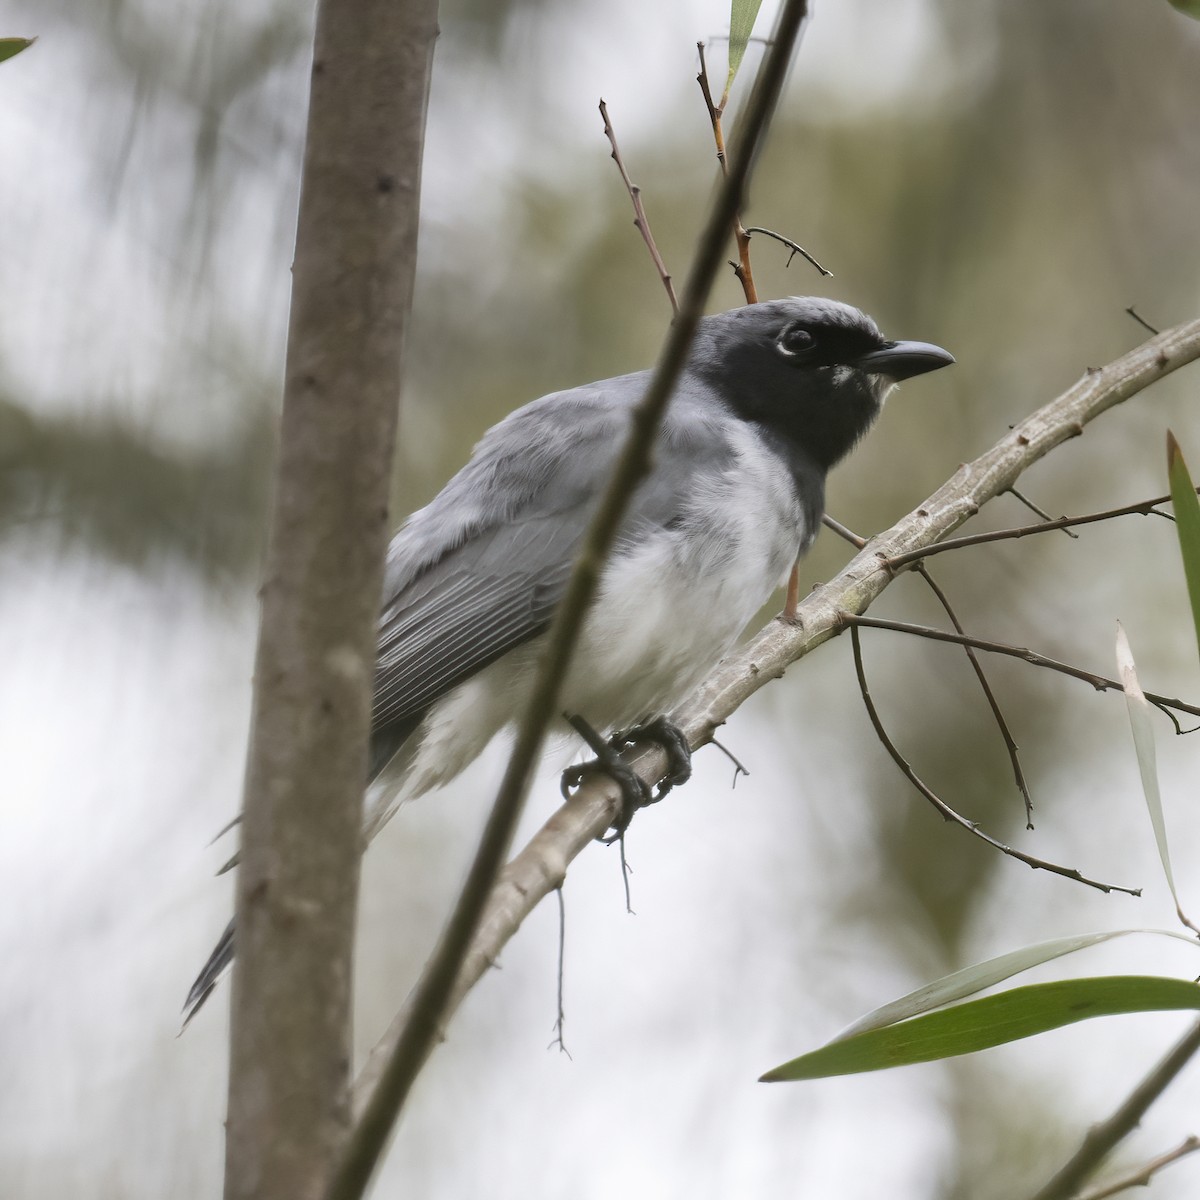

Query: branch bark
left=1028, top=1018, right=1200, bottom=1200
left=224, top=4, right=437, bottom=1200
left=355, top=316, right=1200, bottom=1106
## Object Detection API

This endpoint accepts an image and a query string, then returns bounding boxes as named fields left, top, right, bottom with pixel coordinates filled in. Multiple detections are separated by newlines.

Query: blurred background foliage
left=3, top=1, right=1200, bottom=1198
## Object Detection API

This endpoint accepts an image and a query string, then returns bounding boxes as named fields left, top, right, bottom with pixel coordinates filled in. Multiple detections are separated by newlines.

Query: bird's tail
left=182, top=715, right=425, bottom=1027
left=181, top=918, right=235, bottom=1030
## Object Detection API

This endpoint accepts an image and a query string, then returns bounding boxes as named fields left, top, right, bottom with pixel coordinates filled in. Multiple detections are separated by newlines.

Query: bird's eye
left=777, top=325, right=817, bottom=359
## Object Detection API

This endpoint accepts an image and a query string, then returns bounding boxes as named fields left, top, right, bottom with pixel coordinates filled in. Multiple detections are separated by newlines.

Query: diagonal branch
left=354, top=315, right=1200, bottom=1106
left=333, top=2, right=814, bottom=1191
left=1028, top=1018, right=1200, bottom=1200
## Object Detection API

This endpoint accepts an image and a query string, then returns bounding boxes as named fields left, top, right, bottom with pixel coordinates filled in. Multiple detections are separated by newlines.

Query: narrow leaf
left=762, top=976, right=1200, bottom=1082
left=1168, top=0, right=1200, bottom=19
left=1167, top=431, right=1200, bottom=662
left=833, top=929, right=1199, bottom=1042
left=1116, top=623, right=1199, bottom=934
left=0, top=37, right=34, bottom=64
left=726, top=0, right=765, bottom=96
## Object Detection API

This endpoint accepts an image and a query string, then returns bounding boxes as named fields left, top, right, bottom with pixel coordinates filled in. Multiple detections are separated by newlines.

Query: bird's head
left=689, top=297, right=954, bottom=470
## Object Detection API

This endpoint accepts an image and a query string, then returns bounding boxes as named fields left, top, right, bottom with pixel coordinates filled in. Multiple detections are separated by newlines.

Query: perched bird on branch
left=184, top=296, right=953, bottom=1023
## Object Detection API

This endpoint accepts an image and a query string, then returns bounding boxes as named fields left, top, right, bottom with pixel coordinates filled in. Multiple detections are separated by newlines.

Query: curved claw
left=560, top=759, right=654, bottom=803
left=615, top=716, right=692, bottom=801
left=561, top=756, right=653, bottom=831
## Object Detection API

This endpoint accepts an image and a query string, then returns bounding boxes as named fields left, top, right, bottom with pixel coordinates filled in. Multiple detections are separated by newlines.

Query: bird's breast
left=562, top=421, right=808, bottom=728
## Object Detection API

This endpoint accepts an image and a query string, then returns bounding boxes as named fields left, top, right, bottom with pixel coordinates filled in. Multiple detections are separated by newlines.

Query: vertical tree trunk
left=223, top=4, right=438, bottom=1199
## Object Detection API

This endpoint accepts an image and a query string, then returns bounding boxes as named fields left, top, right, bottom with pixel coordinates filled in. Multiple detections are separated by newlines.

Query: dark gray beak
left=856, top=340, right=955, bottom=381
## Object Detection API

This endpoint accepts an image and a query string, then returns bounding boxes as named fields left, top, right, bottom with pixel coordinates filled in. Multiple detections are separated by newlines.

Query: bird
left=183, top=296, right=954, bottom=1023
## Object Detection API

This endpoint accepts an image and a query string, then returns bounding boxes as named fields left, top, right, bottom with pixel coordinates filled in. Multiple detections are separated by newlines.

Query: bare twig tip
left=1125, top=305, right=1161, bottom=336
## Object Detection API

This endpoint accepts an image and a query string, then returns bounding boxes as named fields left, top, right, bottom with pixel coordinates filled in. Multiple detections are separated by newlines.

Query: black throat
left=703, top=356, right=885, bottom=474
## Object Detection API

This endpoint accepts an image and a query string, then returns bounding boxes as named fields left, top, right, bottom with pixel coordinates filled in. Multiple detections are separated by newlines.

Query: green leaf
left=761, top=976, right=1200, bottom=1082
left=0, top=37, right=34, bottom=65
left=833, top=929, right=1199, bottom=1042
left=725, top=0, right=764, bottom=97
left=1116, top=623, right=1199, bottom=934
left=1168, top=0, right=1200, bottom=19
left=1167, top=431, right=1200, bottom=663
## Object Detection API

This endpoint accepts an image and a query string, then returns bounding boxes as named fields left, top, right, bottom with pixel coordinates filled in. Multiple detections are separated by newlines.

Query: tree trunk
left=223, top=4, right=438, bottom=1199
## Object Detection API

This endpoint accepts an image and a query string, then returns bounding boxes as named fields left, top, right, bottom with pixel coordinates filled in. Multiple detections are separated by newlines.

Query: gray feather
left=370, top=374, right=733, bottom=742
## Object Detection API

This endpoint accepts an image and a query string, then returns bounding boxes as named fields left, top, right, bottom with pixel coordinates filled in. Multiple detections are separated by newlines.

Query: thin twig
left=1007, top=484, right=1079, bottom=536
left=1028, top=1019, right=1200, bottom=1200
left=617, top=830, right=634, bottom=915
left=743, top=225, right=832, bottom=276
left=889, top=493, right=1182, bottom=571
left=849, top=625, right=1137, bottom=896
left=598, top=99, right=679, bottom=315
left=821, top=515, right=1035, bottom=826
left=838, top=612, right=1200, bottom=725
left=825, top=516, right=1032, bottom=825
left=1074, top=1135, right=1200, bottom=1200
left=710, top=735, right=750, bottom=787
left=548, top=887, right=570, bottom=1058
left=696, top=40, right=757, bottom=303
left=353, top=313, right=1200, bottom=1112
left=338, top=4, right=814, bottom=1182
left=1126, top=306, right=1162, bottom=337
left=695, top=41, right=726, bottom=154
left=914, top=565, right=1036, bottom=828
left=821, top=513, right=863, bottom=546
left=1155, top=706, right=1196, bottom=737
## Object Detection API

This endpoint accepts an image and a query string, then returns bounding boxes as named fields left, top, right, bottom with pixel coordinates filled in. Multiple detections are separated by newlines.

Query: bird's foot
left=560, top=714, right=692, bottom=843
left=560, top=718, right=652, bottom=842
left=611, top=716, right=692, bottom=802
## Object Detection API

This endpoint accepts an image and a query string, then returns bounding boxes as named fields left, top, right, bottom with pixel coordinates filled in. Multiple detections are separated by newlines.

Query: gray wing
left=369, top=375, right=732, bottom=765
